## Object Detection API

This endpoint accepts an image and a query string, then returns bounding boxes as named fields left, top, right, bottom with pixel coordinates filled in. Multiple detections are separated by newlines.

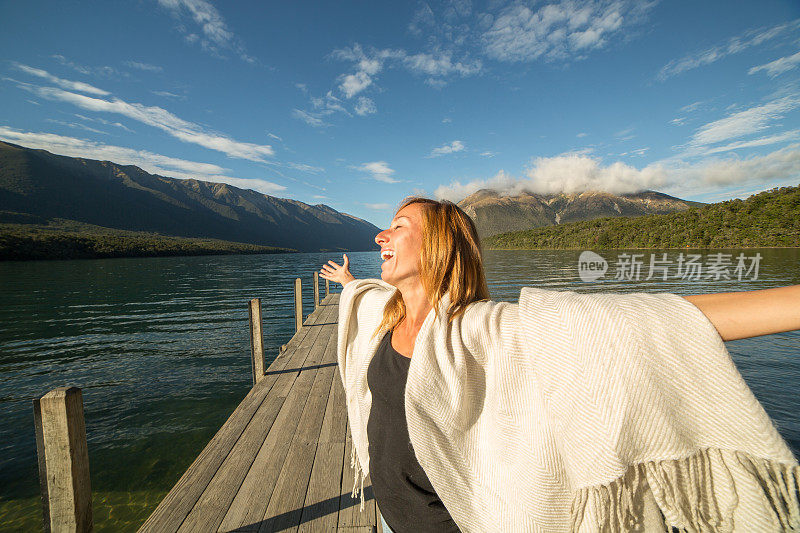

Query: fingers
left=327, top=260, right=341, bottom=268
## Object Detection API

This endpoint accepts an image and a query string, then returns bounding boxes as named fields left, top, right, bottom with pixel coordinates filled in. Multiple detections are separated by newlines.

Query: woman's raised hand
left=320, top=254, right=356, bottom=287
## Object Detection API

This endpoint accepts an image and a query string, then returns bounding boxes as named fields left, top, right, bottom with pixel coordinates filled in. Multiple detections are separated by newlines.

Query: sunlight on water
left=0, top=248, right=798, bottom=531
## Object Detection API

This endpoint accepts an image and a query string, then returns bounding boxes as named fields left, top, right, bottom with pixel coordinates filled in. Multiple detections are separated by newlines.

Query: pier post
left=33, top=387, right=93, bottom=533
left=313, top=271, right=320, bottom=309
left=294, top=278, right=303, bottom=332
left=249, top=298, right=266, bottom=385
left=325, top=278, right=329, bottom=297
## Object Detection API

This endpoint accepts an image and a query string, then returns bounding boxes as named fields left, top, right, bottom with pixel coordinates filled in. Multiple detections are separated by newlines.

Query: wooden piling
left=325, top=278, right=330, bottom=297
left=33, top=387, right=93, bottom=533
left=313, top=271, right=320, bottom=309
left=294, top=277, right=303, bottom=332
left=249, top=298, right=266, bottom=386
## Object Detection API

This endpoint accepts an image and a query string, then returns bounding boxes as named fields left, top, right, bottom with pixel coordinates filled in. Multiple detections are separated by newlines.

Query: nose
left=375, top=230, right=388, bottom=247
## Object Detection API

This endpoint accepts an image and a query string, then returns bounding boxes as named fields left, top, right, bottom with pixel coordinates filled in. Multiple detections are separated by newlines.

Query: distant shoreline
left=0, top=222, right=299, bottom=261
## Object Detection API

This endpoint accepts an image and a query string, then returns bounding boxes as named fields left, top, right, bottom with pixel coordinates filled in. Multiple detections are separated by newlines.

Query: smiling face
left=375, top=202, right=426, bottom=289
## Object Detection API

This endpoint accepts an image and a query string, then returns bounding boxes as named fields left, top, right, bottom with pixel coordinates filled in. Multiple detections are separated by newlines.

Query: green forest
left=485, top=184, right=800, bottom=249
left=0, top=218, right=294, bottom=260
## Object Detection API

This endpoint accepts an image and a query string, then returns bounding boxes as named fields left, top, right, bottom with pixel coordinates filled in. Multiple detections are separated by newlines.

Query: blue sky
left=1, top=0, right=799, bottom=228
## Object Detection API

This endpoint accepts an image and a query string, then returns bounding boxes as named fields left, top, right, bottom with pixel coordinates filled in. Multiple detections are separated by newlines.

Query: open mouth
left=380, top=249, right=395, bottom=262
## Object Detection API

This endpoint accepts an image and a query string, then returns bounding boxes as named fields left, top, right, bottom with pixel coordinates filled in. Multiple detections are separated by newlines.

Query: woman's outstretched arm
left=683, top=284, right=800, bottom=341
left=319, top=253, right=356, bottom=287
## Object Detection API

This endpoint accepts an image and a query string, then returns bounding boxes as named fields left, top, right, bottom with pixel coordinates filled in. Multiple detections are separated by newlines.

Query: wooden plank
left=256, top=327, right=339, bottom=532
left=313, top=271, right=320, bottom=309
left=294, top=278, right=303, bottom=332
left=34, top=387, right=93, bottom=533
left=298, top=324, right=348, bottom=532
left=317, top=365, right=347, bottom=445
left=214, top=304, right=337, bottom=532
left=178, top=304, right=337, bottom=533
left=139, top=303, right=331, bottom=532
left=249, top=298, right=266, bottom=386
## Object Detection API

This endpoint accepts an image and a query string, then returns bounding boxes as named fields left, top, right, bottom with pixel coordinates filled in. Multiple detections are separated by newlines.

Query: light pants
left=379, top=512, right=395, bottom=533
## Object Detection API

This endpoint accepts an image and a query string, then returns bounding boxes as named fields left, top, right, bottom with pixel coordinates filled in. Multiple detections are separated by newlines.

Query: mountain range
left=457, top=188, right=705, bottom=239
left=0, top=141, right=380, bottom=252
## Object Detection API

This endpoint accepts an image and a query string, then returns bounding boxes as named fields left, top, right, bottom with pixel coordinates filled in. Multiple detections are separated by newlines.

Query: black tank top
left=366, top=330, right=460, bottom=533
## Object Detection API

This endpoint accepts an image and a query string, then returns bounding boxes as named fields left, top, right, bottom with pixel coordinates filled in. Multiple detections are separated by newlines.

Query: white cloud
left=357, top=161, right=400, bottom=183
left=401, top=51, right=481, bottom=77
left=669, top=143, right=800, bottom=188
left=442, top=117, right=452, bottom=123
left=434, top=146, right=800, bottom=202
left=124, top=61, right=163, bottom=73
left=74, top=113, right=134, bottom=133
left=689, top=96, right=800, bottom=147
left=157, top=0, right=254, bottom=62
left=481, top=1, right=653, bottom=63
left=364, top=202, right=392, bottom=210
left=331, top=43, right=481, bottom=101
left=286, top=162, right=324, bottom=173
left=658, top=19, right=800, bottom=80
left=434, top=170, right=517, bottom=201
left=151, top=90, right=184, bottom=99
left=615, top=127, right=635, bottom=141
left=480, top=151, right=497, bottom=157
left=45, top=119, right=108, bottom=135
left=749, top=50, right=800, bottom=78
left=13, top=63, right=109, bottom=96
left=340, top=71, right=373, bottom=98
left=51, top=55, right=119, bottom=78
left=576, top=132, right=588, bottom=137
left=292, top=109, right=329, bottom=128
left=430, top=140, right=465, bottom=157
left=693, top=130, right=800, bottom=156
left=355, top=96, right=377, bottom=116
left=16, top=81, right=274, bottom=161
left=0, top=126, right=285, bottom=194
left=267, top=132, right=282, bottom=141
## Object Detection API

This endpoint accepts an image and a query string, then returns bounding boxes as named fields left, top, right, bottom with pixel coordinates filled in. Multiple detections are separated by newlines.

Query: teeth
left=381, top=250, right=394, bottom=260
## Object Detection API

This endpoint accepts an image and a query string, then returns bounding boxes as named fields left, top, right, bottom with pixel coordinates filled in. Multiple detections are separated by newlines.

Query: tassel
left=350, top=440, right=366, bottom=512
left=569, top=448, right=800, bottom=533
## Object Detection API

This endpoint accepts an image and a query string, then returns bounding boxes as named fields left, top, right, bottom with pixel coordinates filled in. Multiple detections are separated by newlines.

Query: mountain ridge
left=457, top=188, right=705, bottom=239
left=0, top=141, right=379, bottom=252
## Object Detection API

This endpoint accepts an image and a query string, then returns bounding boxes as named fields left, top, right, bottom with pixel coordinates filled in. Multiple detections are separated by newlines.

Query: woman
left=320, top=197, right=800, bottom=533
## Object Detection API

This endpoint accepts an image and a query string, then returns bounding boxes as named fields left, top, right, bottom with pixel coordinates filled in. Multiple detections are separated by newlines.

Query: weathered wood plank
left=297, top=323, right=348, bottom=532
left=294, top=278, right=302, bottom=332
left=313, top=271, right=320, bottom=309
left=178, top=304, right=338, bottom=533
left=256, top=328, right=339, bottom=532
left=34, top=387, right=93, bottom=533
left=139, top=303, right=331, bottom=532
left=250, top=298, right=266, bottom=386
left=214, top=305, right=337, bottom=532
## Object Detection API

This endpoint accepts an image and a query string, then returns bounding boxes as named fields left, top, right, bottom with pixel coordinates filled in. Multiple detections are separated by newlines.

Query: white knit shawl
left=336, top=278, right=800, bottom=532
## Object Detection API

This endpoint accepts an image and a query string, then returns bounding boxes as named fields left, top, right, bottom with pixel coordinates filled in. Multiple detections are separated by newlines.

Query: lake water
left=1, top=248, right=799, bottom=531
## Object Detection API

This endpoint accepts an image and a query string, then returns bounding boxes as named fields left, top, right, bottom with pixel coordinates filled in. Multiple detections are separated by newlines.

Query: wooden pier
left=138, top=292, right=381, bottom=533
left=34, top=277, right=385, bottom=533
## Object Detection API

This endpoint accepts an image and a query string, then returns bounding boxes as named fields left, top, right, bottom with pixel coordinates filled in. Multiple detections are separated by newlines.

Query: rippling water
left=1, top=248, right=798, bottom=531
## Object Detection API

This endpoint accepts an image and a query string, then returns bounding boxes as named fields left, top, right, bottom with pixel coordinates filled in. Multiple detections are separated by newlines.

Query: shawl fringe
left=569, top=448, right=800, bottom=532
left=350, top=439, right=366, bottom=512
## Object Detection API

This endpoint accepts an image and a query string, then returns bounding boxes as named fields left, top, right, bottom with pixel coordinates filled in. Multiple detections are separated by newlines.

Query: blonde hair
left=375, top=196, right=490, bottom=336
